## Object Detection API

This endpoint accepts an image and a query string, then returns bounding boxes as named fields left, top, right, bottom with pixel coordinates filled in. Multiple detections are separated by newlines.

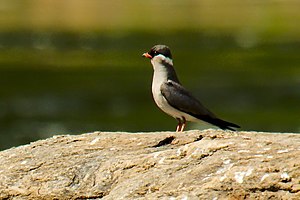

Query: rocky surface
left=0, top=130, right=300, bottom=199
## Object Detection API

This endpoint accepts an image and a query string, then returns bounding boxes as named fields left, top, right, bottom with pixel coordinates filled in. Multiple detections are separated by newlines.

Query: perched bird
left=142, top=44, right=240, bottom=132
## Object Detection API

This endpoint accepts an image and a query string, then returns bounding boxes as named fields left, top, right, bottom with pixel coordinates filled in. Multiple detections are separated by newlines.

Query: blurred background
left=0, top=0, right=299, bottom=150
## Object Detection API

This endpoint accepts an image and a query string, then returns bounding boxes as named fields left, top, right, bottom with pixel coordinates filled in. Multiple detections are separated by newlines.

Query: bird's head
left=142, top=45, right=179, bottom=84
left=142, top=44, right=172, bottom=61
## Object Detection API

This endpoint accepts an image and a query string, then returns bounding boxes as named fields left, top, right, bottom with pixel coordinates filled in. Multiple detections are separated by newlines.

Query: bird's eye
left=154, top=51, right=157, bottom=55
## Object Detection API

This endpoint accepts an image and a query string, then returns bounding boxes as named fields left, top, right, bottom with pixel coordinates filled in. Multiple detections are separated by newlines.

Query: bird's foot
left=180, top=122, right=186, bottom=132
left=176, top=117, right=186, bottom=132
left=176, top=124, right=182, bottom=132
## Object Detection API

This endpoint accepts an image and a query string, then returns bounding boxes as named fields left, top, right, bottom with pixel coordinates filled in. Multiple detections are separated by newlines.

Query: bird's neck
left=151, top=57, right=180, bottom=84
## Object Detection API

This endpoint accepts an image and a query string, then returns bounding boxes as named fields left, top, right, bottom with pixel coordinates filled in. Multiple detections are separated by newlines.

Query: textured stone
left=0, top=130, right=300, bottom=199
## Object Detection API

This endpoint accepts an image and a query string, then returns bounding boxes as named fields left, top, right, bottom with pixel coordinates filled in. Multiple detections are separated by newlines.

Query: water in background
left=1, top=0, right=300, bottom=150
left=0, top=32, right=299, bottom=150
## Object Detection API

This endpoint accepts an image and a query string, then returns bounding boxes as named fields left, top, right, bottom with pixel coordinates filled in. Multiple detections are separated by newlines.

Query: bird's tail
left=199, top=115, right=240, bottom=131
left=212, top=118, right=240, bottom=131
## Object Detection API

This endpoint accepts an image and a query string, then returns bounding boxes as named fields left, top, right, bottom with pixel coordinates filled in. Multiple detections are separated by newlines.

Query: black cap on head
left=148, top=45, right=172, bottom=59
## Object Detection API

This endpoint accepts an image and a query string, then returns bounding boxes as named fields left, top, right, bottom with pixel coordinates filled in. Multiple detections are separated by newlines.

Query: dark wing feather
left=160, top=80, right=240, bottom=130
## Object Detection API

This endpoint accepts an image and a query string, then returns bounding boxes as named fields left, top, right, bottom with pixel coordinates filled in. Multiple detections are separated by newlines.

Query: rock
left=0, top=130, right=300, bottom=199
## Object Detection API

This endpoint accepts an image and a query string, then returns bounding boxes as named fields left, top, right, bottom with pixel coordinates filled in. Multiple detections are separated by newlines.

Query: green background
left=0, top=0, right=299, bottom=150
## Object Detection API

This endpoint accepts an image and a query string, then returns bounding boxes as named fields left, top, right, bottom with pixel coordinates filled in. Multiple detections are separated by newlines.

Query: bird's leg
left=180, top=117, right=186, bottom=132
left=176, top=118, right=182, bottom=132
left=176, top=123, right=182, bottom=132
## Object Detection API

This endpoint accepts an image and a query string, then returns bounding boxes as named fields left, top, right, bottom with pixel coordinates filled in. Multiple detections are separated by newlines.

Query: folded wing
left=160, top=80, right=240, bottom=130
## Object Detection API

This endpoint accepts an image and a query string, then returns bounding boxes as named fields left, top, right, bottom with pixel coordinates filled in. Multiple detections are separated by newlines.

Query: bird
left=142, top=44, right=240, bottom=132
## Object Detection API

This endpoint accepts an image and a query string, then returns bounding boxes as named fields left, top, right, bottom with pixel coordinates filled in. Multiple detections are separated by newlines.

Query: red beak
left=142, top=52, right=152, bottom=59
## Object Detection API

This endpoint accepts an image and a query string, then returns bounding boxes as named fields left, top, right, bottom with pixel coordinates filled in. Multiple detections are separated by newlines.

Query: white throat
left=151, top=55, right=173, bottom=86
left=150, top=54, right=173, bottom=71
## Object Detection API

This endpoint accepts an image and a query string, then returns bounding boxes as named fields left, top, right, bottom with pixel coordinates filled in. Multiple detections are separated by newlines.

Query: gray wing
left=160, top=80, right=241, bottom=130
left=160, top=80, right=216, bottom=118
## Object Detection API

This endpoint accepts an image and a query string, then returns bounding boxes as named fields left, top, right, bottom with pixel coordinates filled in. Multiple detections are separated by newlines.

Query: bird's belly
left=152, top=89, right=198, bottom=122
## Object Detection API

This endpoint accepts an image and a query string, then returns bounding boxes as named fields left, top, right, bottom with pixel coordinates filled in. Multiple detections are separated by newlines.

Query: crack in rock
left=152, top=136, right=175, bottom=147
